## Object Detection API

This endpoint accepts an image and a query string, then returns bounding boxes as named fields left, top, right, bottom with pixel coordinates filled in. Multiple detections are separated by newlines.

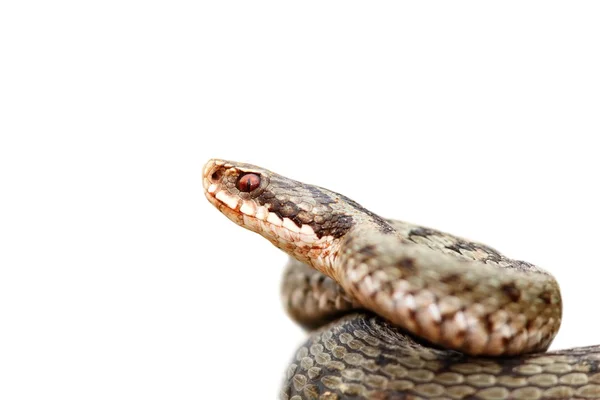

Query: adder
left=203, top=159, right=600, bottom=400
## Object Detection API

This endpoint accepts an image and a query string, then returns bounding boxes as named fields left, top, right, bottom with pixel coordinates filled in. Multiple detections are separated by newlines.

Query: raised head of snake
left=203, top=158, right=393, bottom=278
left=203, top=159, right=562, bottom=357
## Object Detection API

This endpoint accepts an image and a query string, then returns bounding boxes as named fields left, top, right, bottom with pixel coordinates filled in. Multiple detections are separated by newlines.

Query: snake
left=202, top=159, right=600, bottom=400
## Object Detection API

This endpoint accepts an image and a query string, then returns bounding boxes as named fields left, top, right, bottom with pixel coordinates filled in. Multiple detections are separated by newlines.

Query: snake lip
left=203, top=159, right=256, bottom=227
left=202, top=158, right=224, bottom=189
left=202, top=158, right=272, bottom=217
left=202, top=159, right=229, bottom=200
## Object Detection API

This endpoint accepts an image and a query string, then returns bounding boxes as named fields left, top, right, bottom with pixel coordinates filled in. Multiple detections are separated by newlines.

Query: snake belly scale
left=203, top=159, right=600, bottom=400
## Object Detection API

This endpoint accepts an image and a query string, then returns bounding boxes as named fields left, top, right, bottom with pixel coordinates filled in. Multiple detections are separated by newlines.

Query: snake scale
left=203, top=159, right=600, bottom=400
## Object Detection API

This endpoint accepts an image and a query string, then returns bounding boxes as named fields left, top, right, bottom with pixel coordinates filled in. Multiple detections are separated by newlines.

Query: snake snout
left=203, top=159, right=224, bottom=187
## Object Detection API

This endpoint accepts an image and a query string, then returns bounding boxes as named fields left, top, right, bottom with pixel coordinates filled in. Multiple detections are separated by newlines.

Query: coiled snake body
left=203, top=159, right=600, bottom=400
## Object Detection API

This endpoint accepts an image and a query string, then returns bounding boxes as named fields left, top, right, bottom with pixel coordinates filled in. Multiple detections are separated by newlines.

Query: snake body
left=203, top=159, right=600, bottom=400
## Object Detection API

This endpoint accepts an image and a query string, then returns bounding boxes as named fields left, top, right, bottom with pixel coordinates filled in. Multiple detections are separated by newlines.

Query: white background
left=1, top=1, right=599, bottom=399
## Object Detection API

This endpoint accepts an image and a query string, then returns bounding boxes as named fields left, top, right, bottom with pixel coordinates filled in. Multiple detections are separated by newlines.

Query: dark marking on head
left=254, top=183, right=358, bottom=239
left=290, top=216, right=304, bottom=228
left=295, top=211, right=313, bottom=224
left=225, top=167, right=397, bottom=240
left=279, top=203, right=299, bottom=219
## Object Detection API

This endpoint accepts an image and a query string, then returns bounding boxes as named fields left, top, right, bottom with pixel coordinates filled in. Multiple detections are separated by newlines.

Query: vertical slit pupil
left=237, top=173, right=260, bottom=192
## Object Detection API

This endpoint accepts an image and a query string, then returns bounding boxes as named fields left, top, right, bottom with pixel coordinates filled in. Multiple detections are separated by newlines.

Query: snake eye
left=237, top=173, right=261, bottom=192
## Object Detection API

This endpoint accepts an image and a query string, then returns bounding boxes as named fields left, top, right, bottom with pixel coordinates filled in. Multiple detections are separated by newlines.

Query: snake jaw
left=203, top=159, right=346, bottom=277
left=206, top=185, right=339, bottom=276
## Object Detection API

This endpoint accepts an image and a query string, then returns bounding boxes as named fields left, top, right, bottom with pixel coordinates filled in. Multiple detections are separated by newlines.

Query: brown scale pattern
left=281, top=260, right=361, bottom=330
left=202, top=160, right=596, bottom=399
left=336, top=225, right=561, bottom=357
left=280, top=314, right=600, bottom=400
left=254, top=175, right=357, bottom=239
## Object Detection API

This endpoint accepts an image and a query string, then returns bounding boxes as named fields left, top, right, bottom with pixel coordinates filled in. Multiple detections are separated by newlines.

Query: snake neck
left=296, top=194, right=397, bottom=280
left=202, top=158, right=398, bottom=281
left=289, top=220, right=397, bottom=283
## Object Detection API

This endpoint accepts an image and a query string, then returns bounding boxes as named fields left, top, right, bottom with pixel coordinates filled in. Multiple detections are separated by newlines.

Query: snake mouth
left=202, top=158, right=227, bottom=195
left=202, top=160, right=285, bottom=231
left=202, top=159, right=245, bottom=225
left=203, top=158, right=277, bottom=229
left=202, top=159, right=333, bottom=261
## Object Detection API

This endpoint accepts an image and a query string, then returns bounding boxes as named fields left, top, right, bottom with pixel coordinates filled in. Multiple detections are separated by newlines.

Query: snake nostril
left=211, top=169, right=223, bottom=182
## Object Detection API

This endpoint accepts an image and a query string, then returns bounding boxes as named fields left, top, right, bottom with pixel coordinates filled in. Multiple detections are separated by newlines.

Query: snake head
left=203, top=159, right=361, bottom=274
left=203, top=159, right=273, bottom=226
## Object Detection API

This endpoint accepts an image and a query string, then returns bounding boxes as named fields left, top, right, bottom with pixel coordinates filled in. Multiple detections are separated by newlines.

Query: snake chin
left=202, top=159, right=343, bottom=276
